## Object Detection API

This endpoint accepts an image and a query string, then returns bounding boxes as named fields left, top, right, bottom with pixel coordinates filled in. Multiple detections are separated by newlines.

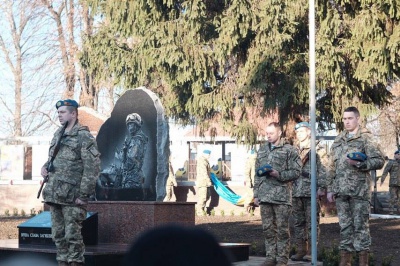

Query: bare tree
left=40, top=0, right=104, bottom=109
left=0, top=0, right=59, bottom=137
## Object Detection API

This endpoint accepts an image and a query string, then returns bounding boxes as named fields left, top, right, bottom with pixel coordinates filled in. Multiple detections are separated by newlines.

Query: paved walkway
left=233, top=257, right=322, bottom=266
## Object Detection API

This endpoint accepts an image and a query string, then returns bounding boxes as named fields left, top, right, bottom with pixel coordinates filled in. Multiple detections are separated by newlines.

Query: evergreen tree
left=82, top=0, right=399, bottom=144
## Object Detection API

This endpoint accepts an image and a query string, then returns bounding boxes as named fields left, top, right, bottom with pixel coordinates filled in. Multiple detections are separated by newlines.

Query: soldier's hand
left=269, top=169, right=279, bottom=178
left=253, top=198, right=260, bottom=206
left=41, top=166, right=48, bottom=178
left=317, top=188, right=325, bottom=197
left=346, top=158, right=359, bottom=166
left=327, top=192, right=335, bottom=203
left=75, top=198, right=88, bottom=206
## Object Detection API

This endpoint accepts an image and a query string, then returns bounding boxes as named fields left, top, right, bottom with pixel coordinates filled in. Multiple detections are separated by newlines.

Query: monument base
left=86, top=201, right=196, bottom=244
left=0, top=201, right=249, bottom=264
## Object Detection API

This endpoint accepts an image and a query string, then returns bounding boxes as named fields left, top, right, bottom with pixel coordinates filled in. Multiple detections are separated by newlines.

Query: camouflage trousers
left=165, top=185, right=174, bottom=201
left=388, top=186, right=400, bottom=211
left=335, top=196, right=370, bottom=252
left=50, top=204, right=87, bottom=264
left=260, top=203, right=291, bottom=264
left=292, top=197, right=320, bottom=242
left=197, top=186, right=210, bottom=208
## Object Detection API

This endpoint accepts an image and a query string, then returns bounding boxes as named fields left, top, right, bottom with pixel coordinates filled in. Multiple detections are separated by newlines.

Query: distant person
left=165, top=159, right=178, bottom=201
left=326, top=106, right=385, bottom=266
left=290, top=122, right=327, bottom=261
left=41, top=99, right=100, bottom=266
left=253, top=122, right=301, bottom=266
left=196, top=149, right=212, bottom=214
left=243, top=149, right=257, bottom=213
left=380, top=150, right=400, bottom=214
left=121, top=225, right=232, bottom=266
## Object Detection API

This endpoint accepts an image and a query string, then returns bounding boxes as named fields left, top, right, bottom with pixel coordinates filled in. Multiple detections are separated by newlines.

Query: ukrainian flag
left=210, top=173, right=246, bottom=206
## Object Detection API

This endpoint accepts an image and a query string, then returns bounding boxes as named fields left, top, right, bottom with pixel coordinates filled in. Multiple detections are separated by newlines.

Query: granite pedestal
left=0, top=201, right=196, bottom=266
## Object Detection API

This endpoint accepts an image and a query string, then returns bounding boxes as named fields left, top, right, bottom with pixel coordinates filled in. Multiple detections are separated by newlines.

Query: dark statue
left=95, top=87, right=169, bottom=201
left=98, top=113, right=148, bottom=189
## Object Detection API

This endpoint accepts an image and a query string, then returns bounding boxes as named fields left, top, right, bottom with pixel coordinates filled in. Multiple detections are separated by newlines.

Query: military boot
left=339, top=250, right=352, bottom=266
left=58, top=261, right=69, bottom=266
left=260, top=257, right=276, bottom=266
left=358, top=251, right=369, bottom=266
left=290, top=240, right=307, bottom=261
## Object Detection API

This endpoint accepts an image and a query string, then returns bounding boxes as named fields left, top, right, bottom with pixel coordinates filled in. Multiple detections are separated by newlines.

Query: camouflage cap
left=56, top=99, right=79, bottom=109
left=126, top=113, right=142, bottom=125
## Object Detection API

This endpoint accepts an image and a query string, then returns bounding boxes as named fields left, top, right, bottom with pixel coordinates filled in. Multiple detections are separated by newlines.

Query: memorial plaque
left=18, top=211, right=98, bottom=246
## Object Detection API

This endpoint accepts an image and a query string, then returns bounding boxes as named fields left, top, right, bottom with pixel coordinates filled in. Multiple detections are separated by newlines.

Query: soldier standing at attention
left=380, top=150, right=400, bottom=214
left=326, top=106, right=384, bottom=266
left=41, top=99, right=100, bottom=266
left=253, top=122, right=301, bottom=266
left=290, top=122, right=327, bottom=261
left=165, top=158, right=178, bottom=201
left=243, top=149, right=257, bottom=213
left=196, top=149, right=212, bottom=214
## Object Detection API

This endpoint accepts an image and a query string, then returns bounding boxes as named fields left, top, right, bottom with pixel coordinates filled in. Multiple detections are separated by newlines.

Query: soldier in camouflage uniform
left=380, top=150, right=400, bottom=214
left=165, top=159, right=177, bottom=201
left=41, top=99, right=100, bottom=266
left=196, top=150, right=212, bottom=214
left=243, top=149, right=257, bottom=213
left=253, top=122, right=302, bottom=266
left=326, top=107, right=384, bottom=266
left=290, top=122, right=327, bottom=262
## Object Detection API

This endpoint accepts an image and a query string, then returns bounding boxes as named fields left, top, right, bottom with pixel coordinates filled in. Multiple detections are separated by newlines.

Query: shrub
left=4, top=209, right=10, bottom=216
left=12, top=208, right=18, bottom=216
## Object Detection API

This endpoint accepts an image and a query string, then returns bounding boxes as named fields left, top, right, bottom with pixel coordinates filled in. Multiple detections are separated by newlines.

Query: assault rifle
left=37, top=121, right=68, bottom=199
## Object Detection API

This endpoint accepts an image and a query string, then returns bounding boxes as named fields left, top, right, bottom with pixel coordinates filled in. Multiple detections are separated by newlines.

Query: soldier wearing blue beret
left=41, top=99, right=100, bottom=266
left=326, top=107, right=385, bottom=265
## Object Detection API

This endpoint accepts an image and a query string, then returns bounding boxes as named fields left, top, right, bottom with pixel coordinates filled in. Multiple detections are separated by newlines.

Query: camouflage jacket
left=253, top=138, right=301, bottom=205
left=292, top=141, right=327, bottom=197
left=244, top=155, right=257, bottom=188
left=381, top=159, right=400, bottom=187
left=326, top=128, right=385, bottom=200
left=43, top=122, right=101, bottom=205
left=196, top=155, right=211, bottom=187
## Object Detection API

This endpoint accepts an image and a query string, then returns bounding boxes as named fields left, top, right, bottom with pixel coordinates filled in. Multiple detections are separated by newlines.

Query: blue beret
left=395, top=150, right=400, bottom=155
left=256, top=164, right=273, bottom=177
left=347, top=152, right=367, bottom=162
left=203, top=150, right=211, bottom=155
left=56, top=99, right=79, bottom=109
left=295, top=121, right=310, bottom=130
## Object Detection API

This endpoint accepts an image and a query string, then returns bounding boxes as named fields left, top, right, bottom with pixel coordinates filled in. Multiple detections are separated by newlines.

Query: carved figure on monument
left=98, top=113, right=148, bottom=189
left=119, top=113, right=149, bottom=188
left=95, top=87, right=169, bottom=201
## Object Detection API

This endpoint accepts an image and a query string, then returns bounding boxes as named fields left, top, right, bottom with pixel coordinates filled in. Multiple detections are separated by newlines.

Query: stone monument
left=96, top=87, right=169, bottom=201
